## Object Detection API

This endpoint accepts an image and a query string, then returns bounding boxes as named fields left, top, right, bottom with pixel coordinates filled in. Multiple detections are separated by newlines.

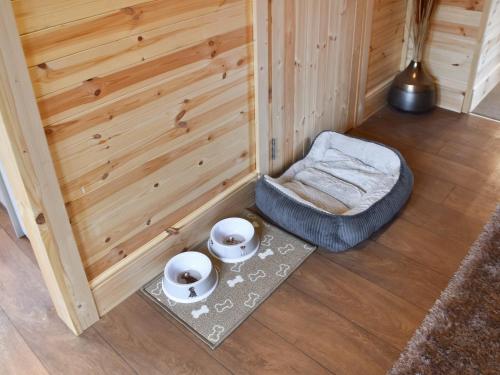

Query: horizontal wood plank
left=20, top=0, right=242, bottom=66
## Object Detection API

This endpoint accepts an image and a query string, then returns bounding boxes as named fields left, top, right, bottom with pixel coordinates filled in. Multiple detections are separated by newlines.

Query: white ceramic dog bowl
left=162, top=251, right=218, bottom=303
left=208, top=217, right=259, bottom=263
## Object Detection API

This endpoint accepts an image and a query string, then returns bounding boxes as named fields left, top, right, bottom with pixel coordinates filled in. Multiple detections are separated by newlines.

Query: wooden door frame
left=0, top=0, right=270, bottom=334
left=0, top=1, right=99, bottom=335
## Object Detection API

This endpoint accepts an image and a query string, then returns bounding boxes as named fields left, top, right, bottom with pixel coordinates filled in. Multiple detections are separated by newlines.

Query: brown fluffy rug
left=389, top=206, right=500, bottom=375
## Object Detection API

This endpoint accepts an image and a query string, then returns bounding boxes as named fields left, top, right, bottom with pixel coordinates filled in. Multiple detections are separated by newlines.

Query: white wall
left=0, top=160, right=25, bottom=237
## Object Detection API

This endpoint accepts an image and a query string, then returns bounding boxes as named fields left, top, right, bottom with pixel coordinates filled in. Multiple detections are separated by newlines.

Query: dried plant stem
left=411, top=0, right=435, bottom=62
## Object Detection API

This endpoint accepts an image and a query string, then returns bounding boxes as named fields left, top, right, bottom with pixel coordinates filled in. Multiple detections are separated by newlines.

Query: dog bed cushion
left=255, top=131, right=413, bottom=251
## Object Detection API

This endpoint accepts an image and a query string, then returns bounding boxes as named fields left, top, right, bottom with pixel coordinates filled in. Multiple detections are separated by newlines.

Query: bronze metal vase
left=388, top=60, right=436, bottom=113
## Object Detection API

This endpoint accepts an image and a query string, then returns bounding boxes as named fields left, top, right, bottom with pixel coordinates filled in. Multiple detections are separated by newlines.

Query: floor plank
left=437, top=140, right=500, bottom=176
left=253, top=283, right=398, bottom=375
left=122, top=294, right=330, bottom=375
left=0, top=206, right=36, bottom=265
left=0, top=229, right=135, bottom=375
left=411, top=169, right=455, bottom=204
left=372, top=218, right=468, bottom=276
left=95, top=294, right=229, bottom=375
left=211, top=317, right=331, bottom=375
left=0, top=306, right=49, bottom=375
left=322, top=241, right=450, bottom=311
left=287, top=254, right=425, bottom=350
left=401, top=193, right=486, bottom=246
left=443, top=186, right=499, bottom=223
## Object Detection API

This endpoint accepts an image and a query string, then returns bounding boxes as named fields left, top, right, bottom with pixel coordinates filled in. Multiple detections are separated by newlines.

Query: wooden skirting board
left=363, top=78, right=394, bottom=123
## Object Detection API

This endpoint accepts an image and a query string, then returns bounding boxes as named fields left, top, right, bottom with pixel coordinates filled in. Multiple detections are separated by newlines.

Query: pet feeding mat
left=141, top=210, right=316, bottom=349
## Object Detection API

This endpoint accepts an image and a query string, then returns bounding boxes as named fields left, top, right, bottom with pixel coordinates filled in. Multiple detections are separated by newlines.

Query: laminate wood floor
left=1, top=107, right=499, bottom=374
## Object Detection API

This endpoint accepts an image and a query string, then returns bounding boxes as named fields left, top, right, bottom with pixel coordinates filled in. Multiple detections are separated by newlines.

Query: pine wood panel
left=470, top=0, right=500, bottom=109
left=13, top=0, right=146, bottom=35
left=28, top=3, right=249, bottom=98
left=363, top=0, right=407, bottom=120
left=18, top=0, right=241, bottom=66
left=269, top=0, right=369, bottom=173
left=13, top=0, right=256, bottom=281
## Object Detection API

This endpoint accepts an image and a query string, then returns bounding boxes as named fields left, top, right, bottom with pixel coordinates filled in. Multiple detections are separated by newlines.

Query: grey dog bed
left=256, top=131, right=413, bottom=251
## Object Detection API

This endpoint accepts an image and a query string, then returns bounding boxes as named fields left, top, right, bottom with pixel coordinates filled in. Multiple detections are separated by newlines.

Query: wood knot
left=210, top=50, right=217, bottom=58
left=105, top=237, right=111, bottom=243
left=93, top=134, right=102, bottom=139
left=222, top=72, right=227, bottom=79
left=38, top=62, right=48, bottom=69
left=175, top=109, right=186, bottom=122
left=208, top=40, right=215, bottom=46
left=122, top=6, right=135, bottom=15
left=35, top=213, right=45, bottom=225
left=177, top=121, right=188, bottom=128
left=237, top=58, right=244, bottom=66
left=94, top=89, right=101, bottom=96
left=102, top=172, right=109, bottom=180
left=137, top=36, right=143, bottom=41
left=166, top=227, right=180, bottom=235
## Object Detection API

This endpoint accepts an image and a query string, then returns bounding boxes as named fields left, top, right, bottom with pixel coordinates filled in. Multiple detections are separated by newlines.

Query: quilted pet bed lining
left=265, top=133, right=401, bottom=216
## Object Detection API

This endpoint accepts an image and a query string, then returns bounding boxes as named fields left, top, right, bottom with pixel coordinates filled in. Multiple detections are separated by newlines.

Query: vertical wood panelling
left=469, top=0, right=500, bottom=110
left=269, top=0, right=370, bottom=174
left=13, top=0, right=256, bottom=281
left=364, top=0, right=407, bottom=120
left=253, top=0, right=271, bottom=175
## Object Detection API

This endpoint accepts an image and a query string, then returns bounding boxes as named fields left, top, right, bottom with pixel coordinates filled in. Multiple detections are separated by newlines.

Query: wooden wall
left=469, top=0, right=500, bottom=109
left=364, top=0, right=408, bottom=120
left=13, top=0, right=256, bottom=281
left=268, top=0, right=369, bottom=174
